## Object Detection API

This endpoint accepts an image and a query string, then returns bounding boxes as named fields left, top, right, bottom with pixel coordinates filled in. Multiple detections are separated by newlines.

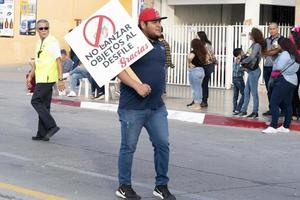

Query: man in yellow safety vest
left=27, top=19, right=65, bottom=141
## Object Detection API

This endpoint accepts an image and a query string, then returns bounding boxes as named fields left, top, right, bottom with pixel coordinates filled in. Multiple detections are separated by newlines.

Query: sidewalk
left=52, top=83, right=300, bottom=132
left=2, top=64, right=299, bottom=132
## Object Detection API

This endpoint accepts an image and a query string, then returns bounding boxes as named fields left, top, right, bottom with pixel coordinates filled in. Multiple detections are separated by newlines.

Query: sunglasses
left=38, top=27, right=49, bottom=31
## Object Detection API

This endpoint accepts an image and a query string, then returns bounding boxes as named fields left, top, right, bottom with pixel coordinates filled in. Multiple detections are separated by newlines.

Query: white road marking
left=81, top=102, right=205, bottom=124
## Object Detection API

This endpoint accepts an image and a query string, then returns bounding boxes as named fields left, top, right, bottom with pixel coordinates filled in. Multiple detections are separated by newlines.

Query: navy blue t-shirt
left=119, top=39, right=166, bottom=110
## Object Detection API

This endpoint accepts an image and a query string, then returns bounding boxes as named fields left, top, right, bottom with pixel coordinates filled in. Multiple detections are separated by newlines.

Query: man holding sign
left=65, top=1, right=175, bottom=199
left=115, top=8, right=176, bottom=200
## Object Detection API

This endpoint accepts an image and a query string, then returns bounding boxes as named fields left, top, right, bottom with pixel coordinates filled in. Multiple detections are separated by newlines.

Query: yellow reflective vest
left=34, top=35, right=59, bottom=83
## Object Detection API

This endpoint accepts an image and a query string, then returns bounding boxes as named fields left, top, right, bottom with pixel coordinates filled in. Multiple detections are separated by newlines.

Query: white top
left=47, top=40, right=61, bottom=59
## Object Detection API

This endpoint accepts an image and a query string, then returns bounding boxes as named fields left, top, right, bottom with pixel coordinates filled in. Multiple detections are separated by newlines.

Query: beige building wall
left=0, top=0, right=132, bottom=66
left=144, top=0, right=154, bottom=8
left=296, top=0, right=300, bottom=24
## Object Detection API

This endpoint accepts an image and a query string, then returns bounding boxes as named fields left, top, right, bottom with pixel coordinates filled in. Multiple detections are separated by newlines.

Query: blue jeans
left=188, top=67, right=205, bottom=103
left=118, top=106, right=170, bottom=186
left=69, top=67, right=90, bottom=91
left=241, top=67, right=261, bottom=113
left=233, top=77, right=245, bottom=112
left=270, top=76, right=296, bottom=128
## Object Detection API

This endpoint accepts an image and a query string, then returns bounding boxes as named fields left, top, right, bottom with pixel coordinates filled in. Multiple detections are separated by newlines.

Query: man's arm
left=118, top=70, right=151, bottom=97
left=56, top=57, right=65, bottom=91
left=26, top=61, right=36, bottom=88
left=264, top=47, right=280, bottom=56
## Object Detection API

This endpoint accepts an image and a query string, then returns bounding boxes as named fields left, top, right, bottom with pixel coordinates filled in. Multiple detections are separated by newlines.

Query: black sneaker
left=32, top=135, right=49, bottom=141
left=43, top=126, right=60, bottom=141
left=262, top=110, right=271, bottom=116
left=115, top=184, right=141, bottom=200
left=247, top=112, right=258, bottom=119
left=200, top=102, right=208, bottom=107
left=238, top=111, right=247, bottom=117
left=153, top=185, right=176, bottom=200
left=233, top=111, right=240, bottom=115
left=91, top=92, right=104, bottom=99
left=186, top=101, right=194, bottom=107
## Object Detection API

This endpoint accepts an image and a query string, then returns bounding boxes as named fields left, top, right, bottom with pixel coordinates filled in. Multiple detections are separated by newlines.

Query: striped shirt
left=160, top=39, right=175, bottom=68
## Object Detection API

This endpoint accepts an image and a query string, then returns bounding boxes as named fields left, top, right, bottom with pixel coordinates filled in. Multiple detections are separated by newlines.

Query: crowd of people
left=229, top=23, right=300, bottom=133
left=26, top=21, right=300, bottom=134
left=185, top=22, right=300, bottom=133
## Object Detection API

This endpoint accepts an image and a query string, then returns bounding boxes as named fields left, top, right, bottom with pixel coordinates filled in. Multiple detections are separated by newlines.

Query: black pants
left=202, top=64, right=215, bottom=104
left=270, top=76, right=295, bottom=128
left=31, top=83, right=57, bottom=137
left=263, top=66, right=272, bottom=106
left=90, top=77, right=104, bottom=94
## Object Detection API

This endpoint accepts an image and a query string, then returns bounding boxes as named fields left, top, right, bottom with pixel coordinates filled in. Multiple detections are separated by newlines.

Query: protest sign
left=65, top=0, right=153, bottom=87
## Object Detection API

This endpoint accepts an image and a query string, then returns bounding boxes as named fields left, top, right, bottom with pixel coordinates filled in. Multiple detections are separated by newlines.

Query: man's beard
left=148, top=34, right=159, bottom=40
left=144, top=31, right=159, bottom=40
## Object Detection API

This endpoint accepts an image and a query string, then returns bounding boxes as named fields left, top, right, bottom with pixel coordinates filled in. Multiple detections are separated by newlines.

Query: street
left=0, top=67, right=300, bottom=200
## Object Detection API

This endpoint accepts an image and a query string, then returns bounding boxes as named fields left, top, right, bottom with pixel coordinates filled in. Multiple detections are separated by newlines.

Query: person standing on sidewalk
left=27, top=19, right=64, bottom=141
left=262, top=22, right=283, bottom=116
left=239, top=28, right=266, bottom=119
left=262, top=38, right=300, bottom=134
left=197, top=31, right=217, bottom=108
left=186, top=38, right=206, bottom=110
left=115, top=8, right=176, bottom=200
left=290, top=26, right=300, bottom=119
left=159, top=27, right=175, bottom=94
left=232, top=48, right=245, bottom=115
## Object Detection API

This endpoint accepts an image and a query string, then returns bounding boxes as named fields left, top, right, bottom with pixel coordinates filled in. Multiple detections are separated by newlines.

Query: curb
left=52, top=98, right=300, bottom=132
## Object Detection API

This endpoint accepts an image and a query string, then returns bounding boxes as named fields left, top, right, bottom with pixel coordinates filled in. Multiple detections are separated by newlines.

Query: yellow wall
left=0, top=0, right=132, bottom=66
left=296, top=0, right=300, bottom=24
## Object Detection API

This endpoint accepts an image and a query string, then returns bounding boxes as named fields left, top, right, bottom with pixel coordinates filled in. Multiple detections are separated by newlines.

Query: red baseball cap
left=139, top=8, right=167, bottom=23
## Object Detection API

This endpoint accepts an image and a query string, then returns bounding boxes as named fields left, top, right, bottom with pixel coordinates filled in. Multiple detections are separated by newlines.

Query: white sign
left=65, top=0, right=153, bottom=87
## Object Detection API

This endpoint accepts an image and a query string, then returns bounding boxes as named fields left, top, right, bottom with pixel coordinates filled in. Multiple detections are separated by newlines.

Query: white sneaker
left=276, top=126, right=290, bottom=133
left=63, top=73, right=70, bottom=79
left=95, top=94, right=105, bottom=100
left=189, top=103, right=201, bottom=110
left=58, top=90, right=66, bottom=96
left=67, top=91, right=77, bottom=97
left=262, top=126, right=278, bottom=134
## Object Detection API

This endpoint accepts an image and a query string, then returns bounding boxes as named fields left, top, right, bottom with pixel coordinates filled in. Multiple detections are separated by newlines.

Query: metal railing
left=163, top=23, right=292, bottom=89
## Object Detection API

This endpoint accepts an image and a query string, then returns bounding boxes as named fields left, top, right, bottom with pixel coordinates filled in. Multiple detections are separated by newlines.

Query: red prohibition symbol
left=83, top=15, right=116, bottom=47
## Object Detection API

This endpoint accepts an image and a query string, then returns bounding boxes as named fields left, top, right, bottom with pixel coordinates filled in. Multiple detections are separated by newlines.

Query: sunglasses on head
left=38, top=27, right=49, bottom=31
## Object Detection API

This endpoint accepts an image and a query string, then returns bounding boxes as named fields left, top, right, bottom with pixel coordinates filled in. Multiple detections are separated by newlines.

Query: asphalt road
left=0, top=67, right=300, bottom=200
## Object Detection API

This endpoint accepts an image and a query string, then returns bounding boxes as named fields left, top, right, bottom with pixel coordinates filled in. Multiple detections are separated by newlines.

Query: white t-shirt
left=47, top=40, right=61, bottom=59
